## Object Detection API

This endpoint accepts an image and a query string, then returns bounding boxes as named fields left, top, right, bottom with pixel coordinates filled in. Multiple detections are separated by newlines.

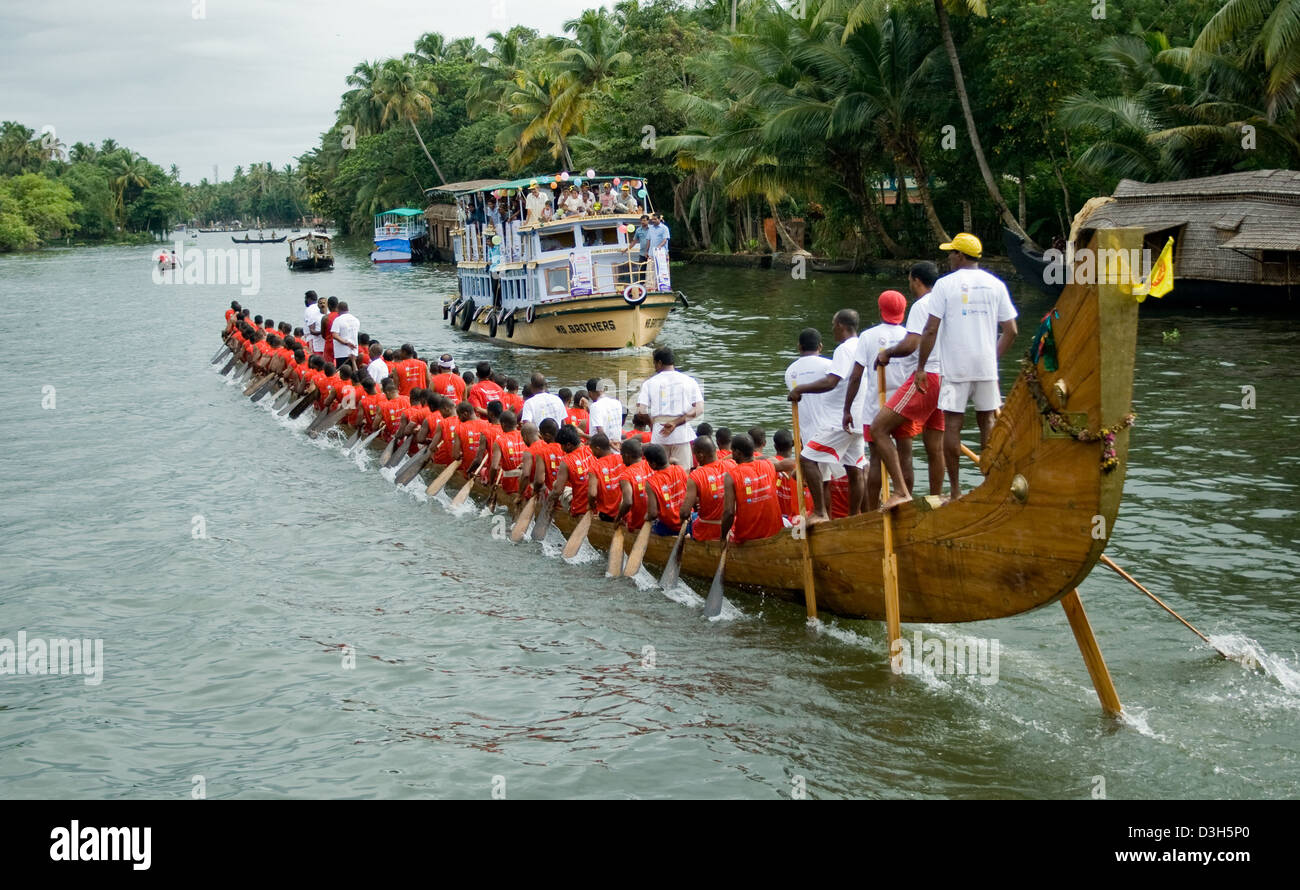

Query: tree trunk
left=908, top=157, right=950, bottom=243
left=409, top=119, right=447, bottom=185
left=1018, top=164, right=1026, bottom=229
left=933, top=0, right=1037, bottom=248
left=768, top=199, right=802, bottom=252
left=699, top=184, right=712, bottom=249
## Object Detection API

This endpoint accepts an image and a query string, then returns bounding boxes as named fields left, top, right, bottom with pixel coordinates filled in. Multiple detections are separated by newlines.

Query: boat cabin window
left=582, top=225, right=620, bottom=247
left=545, top=267, right=569, bottom=295
left=539, top=228, right=577, bottom=253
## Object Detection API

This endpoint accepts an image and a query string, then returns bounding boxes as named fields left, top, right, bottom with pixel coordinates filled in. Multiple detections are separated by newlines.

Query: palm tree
left=374, top=57, right=447, bottom=184
left=467, top=28, right=532, bottom=119
left=1195, top=0, right=1300, bottom=117
left=108, top=150, right=152, bottom=229
left=342, top=60, right=387, bottom=136
left=498, top=66, right=582, bottom=170
left=407, top=32, right=448, bottom=67
left=0, top=121, right=40, bottom=174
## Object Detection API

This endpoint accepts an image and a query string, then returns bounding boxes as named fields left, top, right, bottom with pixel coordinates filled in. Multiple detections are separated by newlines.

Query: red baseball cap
left=879, top=290, right=907, bottom=324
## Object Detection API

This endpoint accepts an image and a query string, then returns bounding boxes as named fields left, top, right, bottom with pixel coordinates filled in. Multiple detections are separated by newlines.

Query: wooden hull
left=288, top=257, right=334, bottom=270
left=254, top=228, right=1139, bottom=623
left=1003, top=227, right=1064, bottom=297
left=450, top=292, right=678, bottom=350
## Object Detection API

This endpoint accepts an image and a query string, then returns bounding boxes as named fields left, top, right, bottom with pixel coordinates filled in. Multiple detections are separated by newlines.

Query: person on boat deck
left=911, top=233, right=1019, bottom=504
left=586, top=377, right=623, bottom=444
left=524, top=183, right=549, bottom=226
left=771, top=429, right=814, bottom=525
left=842, top=289, right=914, bottom=511
left=321, top=296, right=340, bottom=365
left=871, top=261, right=947, bottom=504
left=644, top=444, right=688, bottom=536
left=485, top=198, right=502, bottom=233
left=720, top=434, right=785, bottom=545
left=633, top=214, right=650, bottom=278
left=613, top=184, right=633, bottom=213
left=788, top=309, right=863, bottom=523
left=303, top=292, right=321, bottom=356
left=580, top=184, right=597, bottom=213
left=331, top=301, right=360, bottom=371
left=635, top=346, right=704, bottom=469
left=585, top=434, right=623, bottom=522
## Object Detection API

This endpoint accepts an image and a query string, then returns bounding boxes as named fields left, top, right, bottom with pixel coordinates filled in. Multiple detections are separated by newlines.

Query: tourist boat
left=232, top=231, right=287, bottom=244
left=430, top=173, right=683, bottom=350
left=1003, top=228, right=1065, bottom=297
left=369, top=209, right=429, bottom=263
left=220, top=228, right=1144, bottom=712
left=286, top=232, right=334, bottom=270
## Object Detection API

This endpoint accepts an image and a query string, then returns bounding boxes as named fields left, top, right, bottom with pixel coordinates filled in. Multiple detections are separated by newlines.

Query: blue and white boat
left=369, top=208, right=429, bottom=264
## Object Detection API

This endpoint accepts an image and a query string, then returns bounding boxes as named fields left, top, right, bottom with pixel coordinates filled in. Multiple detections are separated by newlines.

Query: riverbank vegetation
left=298, top=0, right=1297, bottom=257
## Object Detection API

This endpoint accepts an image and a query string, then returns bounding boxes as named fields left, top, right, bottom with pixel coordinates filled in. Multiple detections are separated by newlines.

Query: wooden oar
left=658, top=522, right=690, bottom=589
left=377, top=432, right=401, bottom=467
left=287, top=394, right=316, bottom=420
left=530, top=493, right=556, bottom=541
left=307, top=406, right=349, bottom=437
left=384, top=434, right=414, bottom=468
left=211, top=343, right=230, bottom=364
left=791, top=403, right=818, bottom=620
left=703, top=543, right=730, bottom=617
left=423, top=460, right=459, bottom=496
left=243, top=371, right=273, bottom=396
left=483, top=469, right=505, bottom=511
left=250, top=377, right=281, bottom=403
left=562, top=511, right=594, bottom=559
left=1098, top=554, right=1236, bottom=658
left=510, top=494, right=539, bottom=542
left=393, top=446, right=431, bottom=486
left=219, top=354, right=238, bottom=376
left=606, top=525, right=626, bottom=576
left=450, top=468, right=482, bottom=507
left=343, top=426, right=362, bottom=450
left=877, top=366, right=903, bottom=654
left=622, top=522, right=653, bottom=577
left=271, top=385, right=296, bottom=410
left=348, top=426, right=384, bottom=458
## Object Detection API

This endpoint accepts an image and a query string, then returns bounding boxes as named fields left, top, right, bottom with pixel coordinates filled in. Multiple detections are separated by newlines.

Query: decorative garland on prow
left=1020, top=359, right=1136, bottom=474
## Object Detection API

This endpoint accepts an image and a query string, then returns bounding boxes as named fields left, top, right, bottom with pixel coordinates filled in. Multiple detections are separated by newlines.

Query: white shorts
left=802, top=427, right=865, bottom=469
left=939, top=379, right=1002, bottom=414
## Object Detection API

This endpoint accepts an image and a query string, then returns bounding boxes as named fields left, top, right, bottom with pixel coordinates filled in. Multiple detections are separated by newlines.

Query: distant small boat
left=232, top=232, right=287, bottom=244
left=287, top=233, right=334, bottom=270
left=1003, top=228, right=1064, bottom=297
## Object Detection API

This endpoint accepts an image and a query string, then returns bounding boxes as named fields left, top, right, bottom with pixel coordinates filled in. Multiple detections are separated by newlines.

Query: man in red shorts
left=871, top=261, right=947, bottom=507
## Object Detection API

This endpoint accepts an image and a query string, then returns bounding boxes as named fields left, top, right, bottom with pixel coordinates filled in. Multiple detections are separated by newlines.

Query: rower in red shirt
left=352, top=377, right=381, bottom=429
left=454, top=401, right=494, bottom=475
left=378, top=381, right=410, bottom=441
left=467, top=361, right=505, bottom=419
left=490, top=411, right=527, bottom=496
left=715, top=427, right=733, bottom=464
left=721, top=433, right=784, bottom=544
left=313, top=362, right=340, bottom=411
left=566, top=393, right=591, bottom=436
left=615, top=438, right=653, bottom=532
left=546, top=426, right=592, bottom=519
left=428, top=397, right=461, bottom=467
left=392, top=390, right=433, bottom=454
left=586, top=434, right=625, bottom=522
left=771, top=429, right=813, bottom=523
left=644, top=444, right=688, bottom=535
left=429, top=353, right=465, bottom=403
left=537, top=418, right=564, bottom=491
left=502, top=378, right=525, bottom=416
left=683, top=436, right=727, bottom=542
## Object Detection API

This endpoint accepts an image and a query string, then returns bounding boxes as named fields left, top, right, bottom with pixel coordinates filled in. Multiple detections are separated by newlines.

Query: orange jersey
left=433, top=414, right=461, bottom=466
left=728, top=460, right=784, bottom=543
left=494, top=429, right=526, bottom=494
left=774, top=464, right=814, bottom=521
left=648, top=464, right=688, bottom=532
left=542, top=442, right=564, bottom=489
left=380, top=395, right=411, bottom=439
left=590, top=453, right=625, bottom=517
left=429, top=371, right=465, bottom=403
left=620, top=459, right=652, bottom=530
left=503, top=392, right=524, bottom=415
left=688, top=461, right=727, bottom=541
left=468, top=380, right=505, bottom=413
left=357, top=391, right=384, bottom=430
left=565, top=407, right=589, bottom=434
left=716, top=448, right=732, bottom=463
left=558, top=446, right=593, bottom=515
left=398, top=358, right=428, bottom=396
left=457, top=418, right=494, bottom=472
left=829, top=475, right=851, bottom=520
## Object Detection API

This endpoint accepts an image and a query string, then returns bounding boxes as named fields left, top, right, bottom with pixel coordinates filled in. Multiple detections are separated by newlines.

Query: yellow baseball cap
left=940, top=232, right=982, bottom=258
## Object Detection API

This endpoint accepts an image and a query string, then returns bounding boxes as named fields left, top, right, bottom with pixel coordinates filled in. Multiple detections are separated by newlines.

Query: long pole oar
left=377, top=432, right=402, bottom=467
left=877, top=366, right=903, bottom=656
left=394, top=446, right=432, bottom=486
left=250, top=377, right=281, bottom=403
left=424, top=460, right=459, bottom=496
left=510, top=493, right=540, bottom=542
left=623, top=522, right=652, bottom=577
left=272, top=384, right=297, bottom=410
left=243, top=371, right=274, bottom=396
left=530, top=493, right=556, bottom=541
left=349, top=426, right=384, bottom=458
left=563, top=511, right=593, bottom=559
left=606, top=525, right=626, bottom=576
left=287, top=394, right=316, bottom=420
left=307, top=406, right=349, bottom=437
left=703, top=543, right=730, bottom=617
left=219, top=354, right=238, bottom=376
left=211, top=343, right=231, bottom=364
left=450, top=466, right=481, bottom=506
left=658, top=522, right=690, bottom=589
left=791, top=403, right=818, bottom=620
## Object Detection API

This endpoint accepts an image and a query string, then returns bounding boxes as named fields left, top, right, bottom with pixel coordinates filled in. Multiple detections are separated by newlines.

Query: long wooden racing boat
left=223, top=228, right=1144, bottom=712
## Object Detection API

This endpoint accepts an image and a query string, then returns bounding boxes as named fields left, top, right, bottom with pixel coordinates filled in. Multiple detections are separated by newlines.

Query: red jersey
left=634, top=431, right=652, bottom=444
left=314, top=373, right=341, bottom=410
left=429, top=371, right=465, bottom=403
left=647, top=464, right=688, bottom=533
left=322, top=311, right=338, bottom=362
left=494, top=429, right=526, bottom=494
left=335, top=382, right=357, bottom=414
left=503, top=392, right=525, bottom=416
left=620, top=460, right=652, bottom=530
left=403, top=404, right=433, bottom=453
left=553, top=446, right=591, bottom=515
left=591, top=453, right=624, bottom=517
left=565, top=407, right=590, bottom=434
left=716, top=448, right=732, bottom=463
left=399, top=358, right=428, bottom=396
left=775, top=464, right=814, bottom=521
left=457, top=418, right=494, bottom=472
left=523, top=439, right=551, bottom=497
left=428, top=414, right=457, bottom=465
left=542, top=442, right=564, bottom=489
left=829, top=475, right=851, bottom=520
left=688, top=461, right=728, bottom=542
left=357, top=391, right=384, bottom=430
left=468, top=380, right=505, bottom=413
left=380, top=394, right=411, bottom=440
left=728, top=460, right=784, bottom=543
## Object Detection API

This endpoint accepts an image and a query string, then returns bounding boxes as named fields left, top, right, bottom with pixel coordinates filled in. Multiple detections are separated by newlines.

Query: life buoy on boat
left=525, top=304, right=536, bottom=325
left=460, top=299, right=475, bottom=331
left=622, top=283, right=648, bottom=305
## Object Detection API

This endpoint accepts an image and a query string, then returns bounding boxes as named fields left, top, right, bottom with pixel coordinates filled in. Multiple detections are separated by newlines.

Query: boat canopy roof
left=375, top=208, right=425, bottom=218
left=288, top=233, right=330, bottom=243
left=427, top=173, right=651, bottom=197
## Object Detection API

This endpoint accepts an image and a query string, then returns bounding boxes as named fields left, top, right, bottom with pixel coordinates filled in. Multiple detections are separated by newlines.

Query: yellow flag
left=1134, top=237, right=1175, bottom=303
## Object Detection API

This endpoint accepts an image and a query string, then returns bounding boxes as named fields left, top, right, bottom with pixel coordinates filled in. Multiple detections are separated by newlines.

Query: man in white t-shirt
left=365, top=344, right=388, bottom=386
left=635, top=347, right=704, bottom=467
left=840, top=290, right=912, bottom=511
left=914, top=233, right=1019, bottom=499
left=585, top=377, right=624, bottom=443
left=783, top=327, right=833, bottom=518
left=871, top=262, right=947, bottom=505
left=787, top=308, right=861, bottom=521
left=331, top=301, right=360, bottom=368
left=303, top=292, right=324, bottom=358
left=520, top=373, right=568, bottom=428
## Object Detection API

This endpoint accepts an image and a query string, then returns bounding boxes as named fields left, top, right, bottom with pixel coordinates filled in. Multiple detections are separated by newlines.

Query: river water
left=1, top=232, right=1297, bottom=799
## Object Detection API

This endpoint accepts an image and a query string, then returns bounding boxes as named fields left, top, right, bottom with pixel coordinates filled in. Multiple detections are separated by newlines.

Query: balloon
left=627, top=225, right=635, bottom=234
left=560, top=171, right=570, bottom=181
left=492, top=235, right=502, bottom=245
left=550, top=182, right=557, bottom=189
left=613, top=177, right=621, bottom=186
left=617, top=224, right=628, bottom=234
left=637, top=188, right=647, bottom=197
left=573, top=177, right=582, bottom=186
left=586, top=168, right=595, bottom=178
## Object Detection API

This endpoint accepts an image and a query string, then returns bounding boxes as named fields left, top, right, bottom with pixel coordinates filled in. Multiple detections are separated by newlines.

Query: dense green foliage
left=299, top=0, right=1298, bottom=255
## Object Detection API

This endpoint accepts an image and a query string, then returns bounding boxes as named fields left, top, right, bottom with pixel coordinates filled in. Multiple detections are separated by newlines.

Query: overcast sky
left=1, top=0, right=613, bottom=183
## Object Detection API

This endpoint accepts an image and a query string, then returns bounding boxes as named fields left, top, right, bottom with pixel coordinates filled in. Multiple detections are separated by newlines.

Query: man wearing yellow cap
left=524, top=181, right=549, bottom=226
left=912, top=232, right=1018, bottom=502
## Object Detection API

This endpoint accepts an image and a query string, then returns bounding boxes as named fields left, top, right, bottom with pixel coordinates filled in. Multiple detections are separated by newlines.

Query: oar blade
left=394, top=450, right=430, bottom=487
left=211, top=344, right=230, bottom=364
left=530, top=501, right=554, bottom=541
left=703, top=546, right=729, bottom=617
left=287, top=395, right=315, bottom=419
left=249, top=378, right=279, bottom=403
left=450, top=475, right=475, bottom=506
left=623, top=523, right=652, bottom=577
left=659, top=529, right=687, bottom=589
left=562, top=512, right=592, bottom=559
left=219, top=356, right=237, bottom=376
left=606, top=526, right=625, bottom=576
left=425, top=461, right=459, bottom=496
left=510, top=496, right=538, bottom=542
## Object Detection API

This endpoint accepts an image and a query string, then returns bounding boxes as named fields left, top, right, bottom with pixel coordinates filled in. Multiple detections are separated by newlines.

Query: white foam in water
left=820, top=620, right=885, bottom=655
left=1210, top=632, right=1300, bottom=697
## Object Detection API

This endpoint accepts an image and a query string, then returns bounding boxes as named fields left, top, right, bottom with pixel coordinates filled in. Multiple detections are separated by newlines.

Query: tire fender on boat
left=505, top=311, right=516, bottom=338
left=622, top=283, right=648, bottom=305
left=488, top=310, right=499, bottom=338
left=460, top=299, right=475, bottom=331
